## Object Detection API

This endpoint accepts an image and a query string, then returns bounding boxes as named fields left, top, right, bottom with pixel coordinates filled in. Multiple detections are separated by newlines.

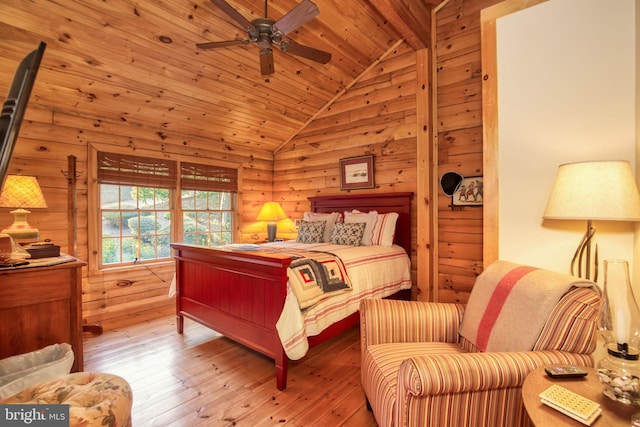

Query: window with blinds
left=96, top=151, right=237, bottom=267
left=180, top=162, right=236, bottom=247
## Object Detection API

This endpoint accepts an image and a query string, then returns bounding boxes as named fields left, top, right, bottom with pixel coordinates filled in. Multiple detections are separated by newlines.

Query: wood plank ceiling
left=1, top=0, right=439, bottom=155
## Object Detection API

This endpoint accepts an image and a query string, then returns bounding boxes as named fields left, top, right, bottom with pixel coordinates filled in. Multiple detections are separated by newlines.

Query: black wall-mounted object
left=0, top=41, right=46, bottom=189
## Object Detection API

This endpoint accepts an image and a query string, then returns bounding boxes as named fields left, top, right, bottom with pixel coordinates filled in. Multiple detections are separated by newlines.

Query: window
left=100, top=184, right=172, bottom=264
left=96, top=151, right=238, bottom=268
left=180, top=162, right=236, bottom=246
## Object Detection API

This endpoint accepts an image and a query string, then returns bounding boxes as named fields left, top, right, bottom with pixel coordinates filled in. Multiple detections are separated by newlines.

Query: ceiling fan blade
left=259, top=48, right=275, bottom=75
left=273, top=0, right=319, bottom=36
left=281, top=41, right=331, bottom=64
left=209, top=0, right=254, bottom=31
left=196, top=39, right=249, bottom=49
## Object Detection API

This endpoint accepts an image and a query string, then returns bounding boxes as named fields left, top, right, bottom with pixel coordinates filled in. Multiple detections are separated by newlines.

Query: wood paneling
left=0, top=0, right=495, bottom=323
left=434, top=0, right=502, bottom=303
left=273, top=43, right=419, bottom=291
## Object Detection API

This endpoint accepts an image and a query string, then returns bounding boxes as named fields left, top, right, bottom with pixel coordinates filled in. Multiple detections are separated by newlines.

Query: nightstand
left=0, top=258, right=86, bottom=372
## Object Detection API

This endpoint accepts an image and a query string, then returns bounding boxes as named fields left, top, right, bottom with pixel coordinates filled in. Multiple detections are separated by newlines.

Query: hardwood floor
left=83, top=307, right=378, bottom=427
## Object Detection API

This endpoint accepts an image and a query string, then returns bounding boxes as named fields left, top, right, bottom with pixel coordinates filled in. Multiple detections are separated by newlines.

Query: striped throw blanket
left=459, top=260, right=598, bottom=352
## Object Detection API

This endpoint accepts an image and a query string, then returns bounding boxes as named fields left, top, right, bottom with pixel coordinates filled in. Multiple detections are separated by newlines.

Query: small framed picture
left=453, top=176, right=483, bottom=206
left=340, top=155, right=374, bottom=190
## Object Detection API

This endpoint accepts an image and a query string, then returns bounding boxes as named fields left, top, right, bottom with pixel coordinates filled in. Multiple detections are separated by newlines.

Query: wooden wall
left=1, top=0, right=505, bottom=324
left=273, top=43, right=420, bottom=289
left=434, top=0, right=501, bottom=303
left=8, top=104, right=275, bottom=324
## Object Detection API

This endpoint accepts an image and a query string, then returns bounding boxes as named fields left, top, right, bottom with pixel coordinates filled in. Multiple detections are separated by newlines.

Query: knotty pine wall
left=8, top=105, right=275, bottom=324
left=433, top=0, right=501, bottom=303
left=273, top=42, right=421, bottom=293
left=2, top=0, right=503, bottom=324
left=273, top=0, right=503, bottom=304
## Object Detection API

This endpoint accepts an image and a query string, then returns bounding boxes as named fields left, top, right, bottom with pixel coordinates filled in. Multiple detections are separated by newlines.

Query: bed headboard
left=308, top=192, right=413, bottom=255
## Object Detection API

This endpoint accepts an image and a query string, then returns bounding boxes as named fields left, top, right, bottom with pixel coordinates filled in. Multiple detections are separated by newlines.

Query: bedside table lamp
left=0, top=174, right=48, bottom=244
left=543, top=160, right=640, bottom=281
left=257, top=201, right=287, bottom=242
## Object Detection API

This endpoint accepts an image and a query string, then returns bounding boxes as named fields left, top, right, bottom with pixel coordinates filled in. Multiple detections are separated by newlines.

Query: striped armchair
left=360, top=260, right=602, bottom=427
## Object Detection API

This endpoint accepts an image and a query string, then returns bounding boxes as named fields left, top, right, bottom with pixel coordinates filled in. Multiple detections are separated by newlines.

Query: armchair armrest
left=360, top=298, right=464, bottom=347
left=398, top=349, right=594, bottom=397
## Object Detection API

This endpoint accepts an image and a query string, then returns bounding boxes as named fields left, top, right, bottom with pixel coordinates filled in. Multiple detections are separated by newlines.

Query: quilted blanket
left=287, top=251, right=352, bottom=310
left=270, top=242, right=412, bottom=360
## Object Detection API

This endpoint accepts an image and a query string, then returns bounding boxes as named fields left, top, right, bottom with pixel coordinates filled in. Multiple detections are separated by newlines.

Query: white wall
left=497, top=0, right=636, bottom=287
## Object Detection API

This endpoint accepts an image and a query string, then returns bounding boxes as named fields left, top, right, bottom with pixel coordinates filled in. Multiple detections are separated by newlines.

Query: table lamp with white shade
left=0, top=174, right=48, bottom=244
left=543, top=160, right=640, bottom=281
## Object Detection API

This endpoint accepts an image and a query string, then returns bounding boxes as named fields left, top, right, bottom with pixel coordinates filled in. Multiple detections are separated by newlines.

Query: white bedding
left=263, top=241, right=412, bottom=360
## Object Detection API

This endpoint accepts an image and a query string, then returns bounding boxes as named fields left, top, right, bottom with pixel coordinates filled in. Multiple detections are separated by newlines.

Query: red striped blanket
left=459, top=260, right=598, bottom=352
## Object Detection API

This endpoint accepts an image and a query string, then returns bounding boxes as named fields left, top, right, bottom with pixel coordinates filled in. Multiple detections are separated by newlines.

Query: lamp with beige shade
left=543, top=160, right=640, bottom=282
left=0, top=174, right=48, bottom=244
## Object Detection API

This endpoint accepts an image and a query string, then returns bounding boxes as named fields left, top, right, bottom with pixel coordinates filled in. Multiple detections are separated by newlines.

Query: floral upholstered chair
left=360, top=260, right=602, bottom=427
left=2, top=372, right=132, bottom=427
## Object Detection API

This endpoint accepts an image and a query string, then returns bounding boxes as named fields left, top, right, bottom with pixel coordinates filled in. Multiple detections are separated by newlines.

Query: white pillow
left=0, top=343, right=74, bottom=399
left=303, top=212, right=341, bottom=242
left=344, top=210, right=378, bottom=246
left=371, top=212, right=399, bottom=246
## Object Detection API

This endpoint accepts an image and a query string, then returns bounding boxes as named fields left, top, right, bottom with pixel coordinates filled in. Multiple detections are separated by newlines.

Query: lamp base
left=597, top=350, right=640, bottom=406
left=2, top=208, right=40, bottom=244
left=266, top=222, right=277, bottom=242
left=570, top=220, right=598, bottom=281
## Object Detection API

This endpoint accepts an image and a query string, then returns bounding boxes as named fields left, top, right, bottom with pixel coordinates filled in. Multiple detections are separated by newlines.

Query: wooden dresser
left=0, top=258, right=86, bottom=372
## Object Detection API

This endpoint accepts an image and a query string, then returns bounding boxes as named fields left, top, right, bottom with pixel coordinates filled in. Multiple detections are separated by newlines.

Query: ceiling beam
left=367, top=0, right=437, bottom=50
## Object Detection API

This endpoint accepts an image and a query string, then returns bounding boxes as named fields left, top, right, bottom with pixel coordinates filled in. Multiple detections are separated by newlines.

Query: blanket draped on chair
left=459, top=260, right=599, bottom=352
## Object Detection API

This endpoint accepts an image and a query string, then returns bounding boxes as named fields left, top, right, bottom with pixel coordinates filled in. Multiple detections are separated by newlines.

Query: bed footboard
left=171, top=243, right=292, bottom=390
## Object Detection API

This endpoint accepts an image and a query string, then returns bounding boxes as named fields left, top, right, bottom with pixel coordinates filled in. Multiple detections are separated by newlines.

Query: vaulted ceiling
left=1, top=0, right=441, bottom=154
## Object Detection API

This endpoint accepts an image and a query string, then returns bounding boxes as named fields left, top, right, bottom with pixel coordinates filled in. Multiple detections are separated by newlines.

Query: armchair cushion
left=459, top=260, right=598, bottom=352
left=362, top=342, right=465, bottom=427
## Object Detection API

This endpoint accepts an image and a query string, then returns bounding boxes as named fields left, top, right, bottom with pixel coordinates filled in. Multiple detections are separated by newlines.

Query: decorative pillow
left=303, top=212, right=342, bottom=242
left=344, top=210, right=378, bottom=245
left=296, top=220, right=326, bottom=243
left=330, top=222, right=366, bottom=246
left=371, top=212, right=399, bottom=246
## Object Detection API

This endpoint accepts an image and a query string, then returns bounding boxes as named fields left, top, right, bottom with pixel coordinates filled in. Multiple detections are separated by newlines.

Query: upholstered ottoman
left=2, top=372, right=132, bottom=427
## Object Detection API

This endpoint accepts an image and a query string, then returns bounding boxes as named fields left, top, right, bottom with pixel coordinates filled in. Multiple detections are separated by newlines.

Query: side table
left=522, top=365, right=638, bottom=426
left=0, top=257, right=86, bottom=372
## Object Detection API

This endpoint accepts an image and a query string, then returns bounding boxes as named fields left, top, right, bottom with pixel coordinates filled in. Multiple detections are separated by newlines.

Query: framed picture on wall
left=340, top=155, right=374, bottom=190
left=453, top=176, right=483, bottom=206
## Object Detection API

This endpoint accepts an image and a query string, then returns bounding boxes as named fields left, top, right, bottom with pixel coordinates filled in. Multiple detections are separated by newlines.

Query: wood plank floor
left=83, top=307, right=378, bottom=427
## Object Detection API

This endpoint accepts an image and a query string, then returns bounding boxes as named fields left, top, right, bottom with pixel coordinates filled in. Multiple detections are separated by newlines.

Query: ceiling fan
left=197, top=0, right=332, bottom=75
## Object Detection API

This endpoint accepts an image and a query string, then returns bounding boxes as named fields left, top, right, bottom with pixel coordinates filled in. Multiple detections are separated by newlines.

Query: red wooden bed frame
left=170, top=192, right=413, bottom=390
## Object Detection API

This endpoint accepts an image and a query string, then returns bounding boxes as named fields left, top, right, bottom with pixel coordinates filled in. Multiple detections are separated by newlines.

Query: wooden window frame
left=87, top=144, right=242, bottom=274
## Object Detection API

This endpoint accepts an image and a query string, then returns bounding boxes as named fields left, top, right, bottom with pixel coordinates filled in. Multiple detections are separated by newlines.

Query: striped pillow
left=371, top=212, right=399, bottom=246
